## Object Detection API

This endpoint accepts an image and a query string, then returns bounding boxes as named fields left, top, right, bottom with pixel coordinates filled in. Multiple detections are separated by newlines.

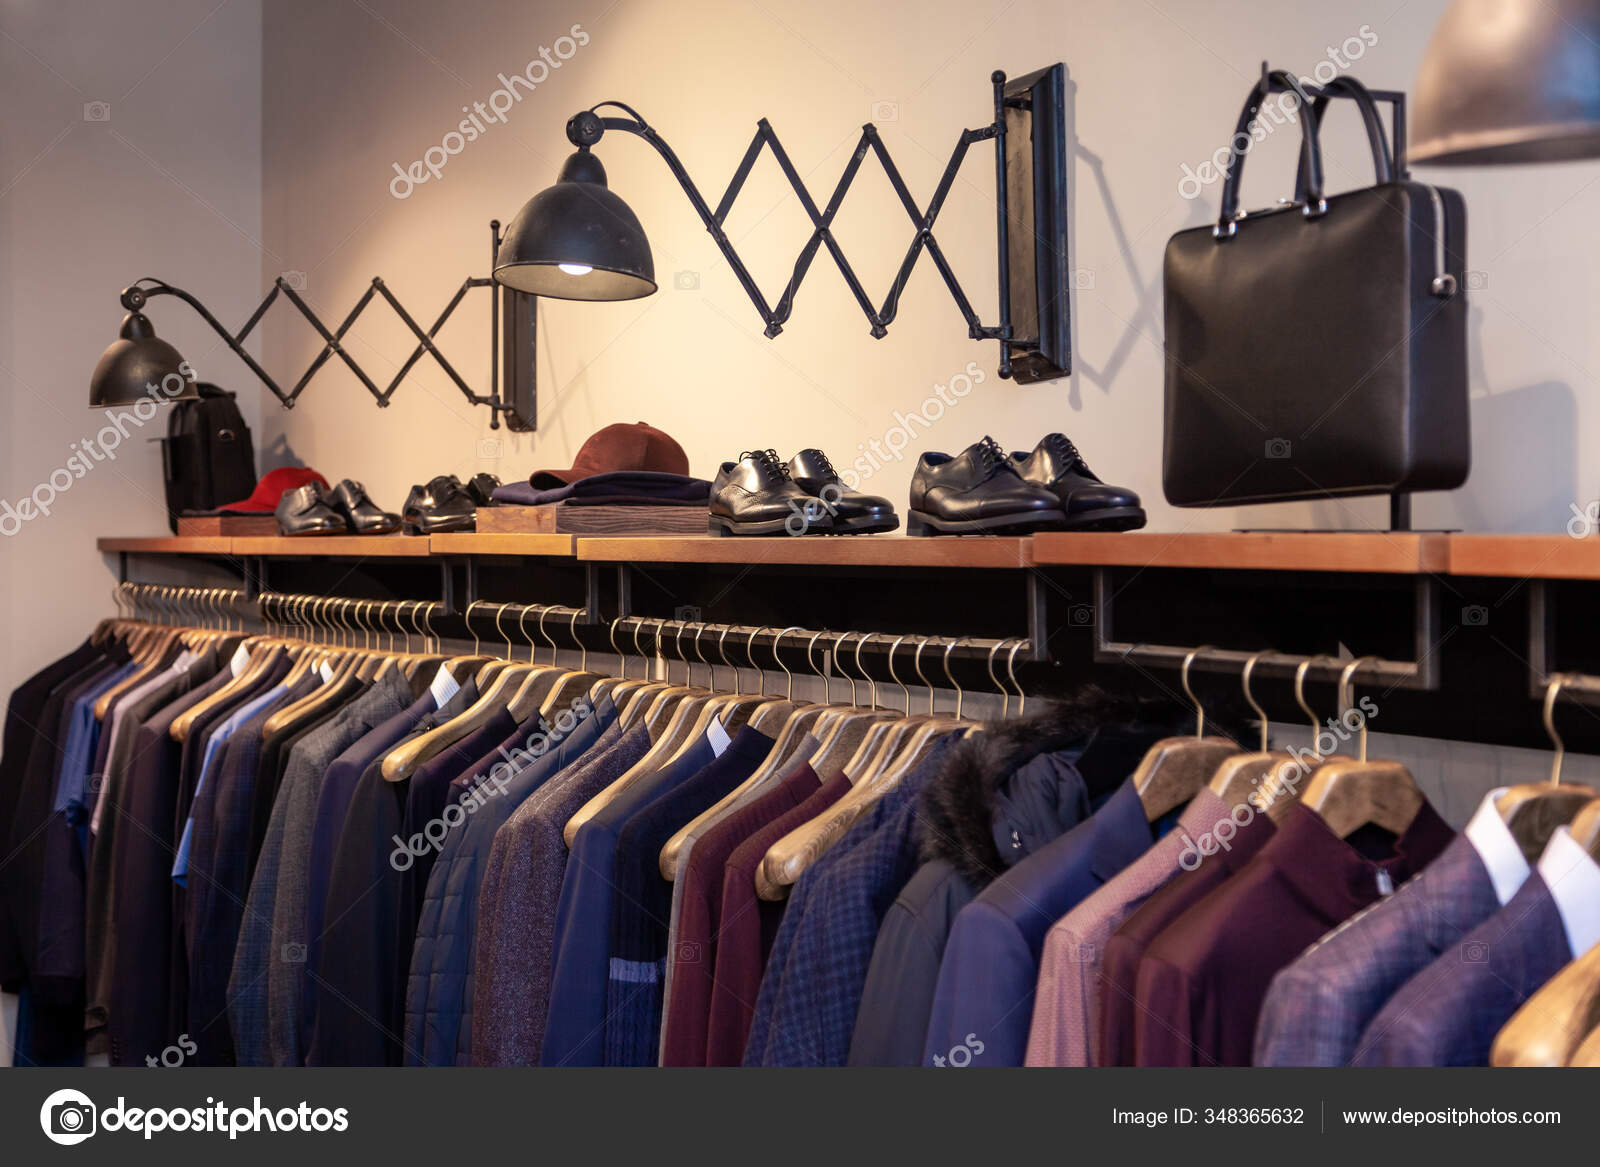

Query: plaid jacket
left=1353, top=871, right=1570, bottom=1066
left=1254, top=833, right=1498, bottom=1066
left=744, top=738, right=957, bottom=1067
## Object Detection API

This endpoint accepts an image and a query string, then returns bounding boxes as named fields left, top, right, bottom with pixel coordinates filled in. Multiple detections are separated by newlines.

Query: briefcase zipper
left=1425, top=185, right=1457, bottom=298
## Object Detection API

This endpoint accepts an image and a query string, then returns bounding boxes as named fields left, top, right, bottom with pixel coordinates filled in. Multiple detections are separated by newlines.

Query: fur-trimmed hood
left=915, top=686, right=1185, bottom=890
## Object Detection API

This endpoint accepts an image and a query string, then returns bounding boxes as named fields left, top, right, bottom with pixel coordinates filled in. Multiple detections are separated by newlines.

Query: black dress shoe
left=1012, top=434, right=1146, bottom=531
left=329, top=479, right=401, bottom=535
left=465, top=473, right=501, bottom=506
left=907, top=436, right=1066, bottom=536
left=709, top=449, right=834, bottom=536
left=275, top=483, right=345, bottom=536
left=401, top=474, right=478, bottom=535
left=787, top=449, right=898, bottom=535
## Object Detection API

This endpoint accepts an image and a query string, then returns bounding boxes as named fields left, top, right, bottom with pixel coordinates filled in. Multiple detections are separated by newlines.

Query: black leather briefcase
left=1162, top=71, right=1470, bottom=508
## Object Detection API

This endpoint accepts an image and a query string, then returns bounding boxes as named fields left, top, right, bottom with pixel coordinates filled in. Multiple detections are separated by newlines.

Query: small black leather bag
left=1162, top=71, right=1470, bottom=507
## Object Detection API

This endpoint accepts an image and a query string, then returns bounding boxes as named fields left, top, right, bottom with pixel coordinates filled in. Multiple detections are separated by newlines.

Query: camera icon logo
left=1461, top=940, right=1490, bottom=964
left=40, top=1088, right=97, bottom=1145
left=281, top=941, right=307, bottom=962
left=1072, top=269, right=1096, bottom=291
left=1461, top=605, right=1489, bottom=627
left=871, top=99, right=900, bottom=123
left=280, top=270, right=307, bottom=290
left=676, top=940, right=703, bottom=963
left=476, top=437, right=504, bottom=460
left=1069, top=604, right=1095, bottom=627
left=1465, top=270, right=1489, bottom=291
left=83, top=101, right=111, bottom=122
left=674, top=605, right=702, bottom=623
left=1265, top=438, right=1292, bottom=459
left=673, top=270, right=699, bottom=291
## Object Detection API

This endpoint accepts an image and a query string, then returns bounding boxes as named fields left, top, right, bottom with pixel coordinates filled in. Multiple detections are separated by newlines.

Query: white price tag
left=429, top=664, right=461, bottom=710
left=707, top=715, right=732, bottom=757
left=229, top=644, right=251, bottom=678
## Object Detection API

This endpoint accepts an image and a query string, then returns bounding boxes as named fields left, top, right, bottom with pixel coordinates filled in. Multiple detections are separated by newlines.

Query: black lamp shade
left=493, top=149, right=656, bottom=300
left=89, top=312, right=196, bottom=407
left=1412, top=0, right=1600, bottom=164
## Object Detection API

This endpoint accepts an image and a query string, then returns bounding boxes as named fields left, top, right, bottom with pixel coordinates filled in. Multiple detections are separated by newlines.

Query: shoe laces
left=1046, top=432, right=1089, bottom=475
left=805, top=449, right=838, bottom=479
left=742, top=448, right=792, bottom=480
left=975, top=435, right=1012, bottom=480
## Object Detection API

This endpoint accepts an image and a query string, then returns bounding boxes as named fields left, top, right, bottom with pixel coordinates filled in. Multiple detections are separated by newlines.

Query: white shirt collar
left=1463, top=787, right=1531, bottom=906
left=1537, top=826, right=1600, bottom=958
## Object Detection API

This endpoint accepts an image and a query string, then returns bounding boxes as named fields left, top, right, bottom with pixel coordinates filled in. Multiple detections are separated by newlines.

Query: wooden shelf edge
left=427, top=533, right=576, bottom=557
left=574, top=535, right=1036, bottom=568
left=1032, top=531, right=1449, bottom=574
left=1447, top=534, right=1600, bottom=580
left=229, top=535, right=434, bottom=558
left=97, top=536, right=233, bottom=554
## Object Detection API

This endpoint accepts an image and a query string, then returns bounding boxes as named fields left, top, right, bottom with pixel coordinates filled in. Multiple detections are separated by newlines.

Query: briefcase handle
left=1216, top=70, right=1321, bottom=236
left=1291, top=76, right=1395, bottom=204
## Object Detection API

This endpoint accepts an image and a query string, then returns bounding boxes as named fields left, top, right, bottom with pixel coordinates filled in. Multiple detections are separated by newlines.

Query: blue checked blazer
left=1255, top=833, right=1497, bottom=1065
left=1353, top=871, right=1571, bottom=1066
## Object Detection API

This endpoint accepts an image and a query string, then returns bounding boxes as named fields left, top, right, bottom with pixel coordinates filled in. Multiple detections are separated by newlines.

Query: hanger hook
left=807, top=628, right=829, bottom=705
left=1339, top=657, right=1378, bottom=762
left=1544, top=673, right=1572, bottom=785
left=609, top=618, right=627, bottom=680
left=1007, top=639, right=1026, bottom=716
left=886, top=635, right=910, bottom=714
left=1182, top=646, right=1214, bottom=738
left=986, top=640, right=1009, bottom=718
left=913, top=637, right=934, bottom=715
left=746, top=627, right=768, bottom=698
left=856, top=632, right=878, bottom=708
left=1294, top=655, right=1329, bottom=748
left=1241, top=651, right=1272, bottom=753
left=773, top=627, right=801, bottom=701
left=944, top=636, right=969, bottom=719
left=834, top=632, right=858, bottom=705
left=569, top=608, right=587, bottom=672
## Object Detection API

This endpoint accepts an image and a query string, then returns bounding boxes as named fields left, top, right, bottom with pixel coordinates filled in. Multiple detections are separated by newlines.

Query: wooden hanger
left=1303, top=657, right=1426, bottom=838
left=1260, top=657, right=1338, bottom=824
left=1570, top=1022, right=1600, bottom=1066
left=381, top=601, right=541, bottom=781
left=757, top=633, right=977, bottom=901
left=1495, top=675, right=1599, bottom=863
left=1491, top=940, right=1600, bottom=1066
left=1132, top=647, right=1237, bottom=821
left=1210, top=652, right=1293, bottom=810
left=658, top=626, right=820, bottom=880
left=1569, top=798, right=1600, bottom=861
left=535, top=608, right=606, bottom=720
left=563, top=617, right=715, bottom=845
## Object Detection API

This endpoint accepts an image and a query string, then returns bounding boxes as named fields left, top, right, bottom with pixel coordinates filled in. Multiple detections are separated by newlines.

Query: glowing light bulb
left=559, top=263, right=594, bottom=276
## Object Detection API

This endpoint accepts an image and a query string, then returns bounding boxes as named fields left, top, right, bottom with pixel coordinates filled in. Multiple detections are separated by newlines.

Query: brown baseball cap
left=529, top=421, right=689, bottom=487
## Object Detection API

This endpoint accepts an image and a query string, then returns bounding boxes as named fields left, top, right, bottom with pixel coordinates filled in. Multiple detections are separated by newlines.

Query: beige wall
left=258, top=0, right=1598, bottom=536
left=0, top=0, right=263, bottom=1064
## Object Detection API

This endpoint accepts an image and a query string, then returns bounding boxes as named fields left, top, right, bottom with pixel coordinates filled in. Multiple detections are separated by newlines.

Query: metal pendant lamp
left=88, top=311, right=197, bottom=407
left=493, top=147, right=656, bottom=300
left=1411, top=0, right=1600, bottom=164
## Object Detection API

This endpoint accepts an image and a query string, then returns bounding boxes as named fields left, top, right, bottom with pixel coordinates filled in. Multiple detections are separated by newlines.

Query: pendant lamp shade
left=493, top=148, right=657, bottom=300
left=89, top=312, right=197, bottom=407
left=1411, top=0, right=1600, bottom=164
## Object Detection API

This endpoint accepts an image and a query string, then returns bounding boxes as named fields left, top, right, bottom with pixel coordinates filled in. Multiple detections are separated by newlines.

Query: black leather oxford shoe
left=709, top=449, right=834, bottom=536
left=275, top=482, right=345, bottom=536
left=907, top=436, right=1066, bottom=536
left=465, top=473, right=501, bottom=506
left=786, top=449, right=898, bottom=535
left=1012, top=434, right=1146, bottom=531
left=401, top=474, right=478, bottom=535
left=330, top=479, right=401, bottom=535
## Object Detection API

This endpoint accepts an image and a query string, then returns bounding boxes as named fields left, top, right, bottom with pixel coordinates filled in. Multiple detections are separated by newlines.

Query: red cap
left=218, top=466, right=330, bottom=513
left=529, top=421, right=689, bottom=488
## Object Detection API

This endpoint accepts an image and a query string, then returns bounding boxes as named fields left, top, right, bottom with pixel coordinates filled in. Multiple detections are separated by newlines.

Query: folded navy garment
left=491, top=471, right=711, bottom=508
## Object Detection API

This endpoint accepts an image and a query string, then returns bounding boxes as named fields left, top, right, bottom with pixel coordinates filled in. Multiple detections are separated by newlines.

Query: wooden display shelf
left=1032, top=531, right=1450, bottom=574
left=1448, top=535, right=1600, bottom=580
left=574, top=534, right=1036, bottom=568
left=229, top=535, right=434, bottom=558
left=97, top=536, right=233, bottom=555
left=427, top=532, right=576, bottom=557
